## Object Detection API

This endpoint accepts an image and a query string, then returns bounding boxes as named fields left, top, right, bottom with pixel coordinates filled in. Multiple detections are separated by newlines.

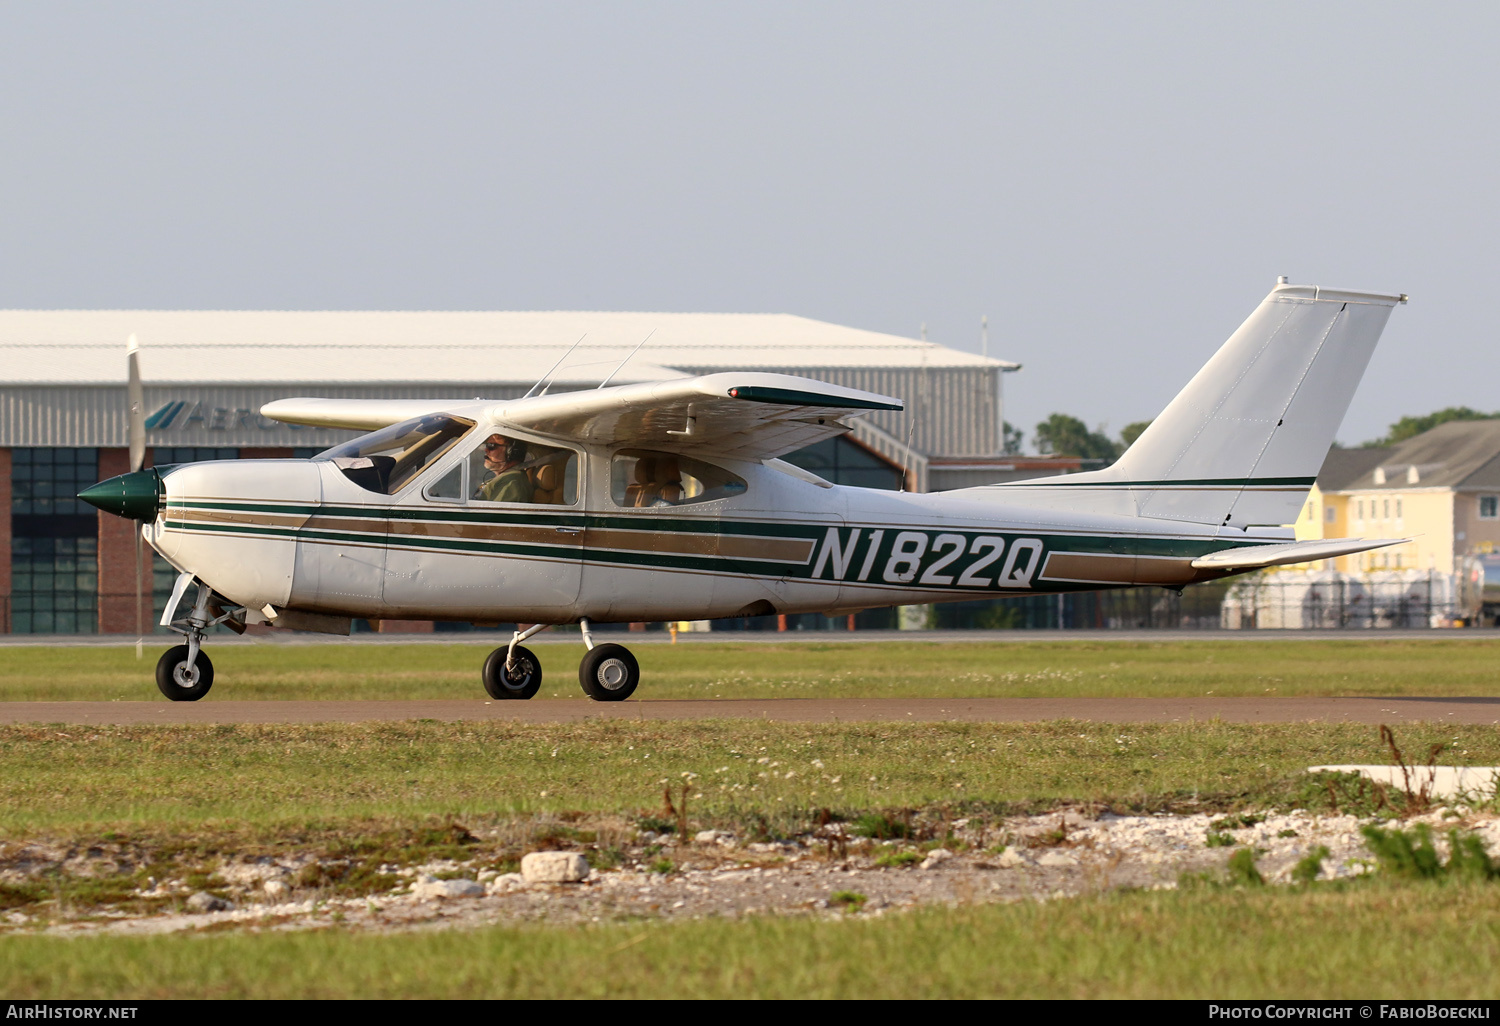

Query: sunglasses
left=484, top=441, right=505, bottom=452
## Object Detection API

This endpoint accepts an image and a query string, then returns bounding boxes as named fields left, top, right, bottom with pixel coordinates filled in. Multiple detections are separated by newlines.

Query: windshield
left=316, top=414, right=475, bottom=495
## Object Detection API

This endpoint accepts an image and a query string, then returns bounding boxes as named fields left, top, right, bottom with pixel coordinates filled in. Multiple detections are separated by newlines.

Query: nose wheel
left=155, top=573, right=236, bottom=702
left=156, top=645, right=215, bottom=701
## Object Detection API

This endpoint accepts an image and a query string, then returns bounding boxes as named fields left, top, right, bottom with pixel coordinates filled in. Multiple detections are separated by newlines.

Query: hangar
left=0, top=309, right=1023, bottom=633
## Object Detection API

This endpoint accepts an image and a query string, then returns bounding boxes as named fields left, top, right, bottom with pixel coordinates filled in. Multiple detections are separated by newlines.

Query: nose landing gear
left=155, top=573, right=242, bottom=702
left=479, top=619, right=640, bottom=702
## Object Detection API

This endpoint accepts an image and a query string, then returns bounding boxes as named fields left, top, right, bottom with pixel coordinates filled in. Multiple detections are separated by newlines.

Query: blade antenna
left=522, top=333, right=588, bottom=400
left=597, top=328, right=655, bottom=390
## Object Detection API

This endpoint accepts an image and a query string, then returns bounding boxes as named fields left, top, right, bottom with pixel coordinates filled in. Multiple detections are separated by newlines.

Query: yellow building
left=1294, top=421, right=1500, bottom=574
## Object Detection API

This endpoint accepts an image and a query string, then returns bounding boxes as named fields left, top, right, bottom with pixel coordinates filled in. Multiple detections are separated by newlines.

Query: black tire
left=578, top=643, right=639, bottom=702
left=155, top=645, right=214, bottom=702
left=483, top=645, right=542, bottom=700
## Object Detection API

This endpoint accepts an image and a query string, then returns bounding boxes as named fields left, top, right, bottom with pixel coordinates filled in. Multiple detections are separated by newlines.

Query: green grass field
left=3, top=719, right=1496, bottom=835
left=3, top=636, right=1499, bottom=998
left=4, top=636, right=1500, bottom=701
left=5, top=882, right=1499, bottom=998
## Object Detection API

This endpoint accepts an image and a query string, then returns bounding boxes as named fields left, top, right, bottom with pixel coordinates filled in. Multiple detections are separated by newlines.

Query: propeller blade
left=135, top=528, right=144, bottom=659
left=127, top=334, right=145, bottom=473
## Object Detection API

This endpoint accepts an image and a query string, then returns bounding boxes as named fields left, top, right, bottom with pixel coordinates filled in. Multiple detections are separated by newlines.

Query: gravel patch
left=10, top=807, right=1496, bottom=937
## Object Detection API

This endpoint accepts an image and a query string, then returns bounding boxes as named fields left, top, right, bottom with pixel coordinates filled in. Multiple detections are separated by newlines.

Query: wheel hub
left=597, top=658, right=629, bottom=690
left=171, top=663, right=200, bottom=688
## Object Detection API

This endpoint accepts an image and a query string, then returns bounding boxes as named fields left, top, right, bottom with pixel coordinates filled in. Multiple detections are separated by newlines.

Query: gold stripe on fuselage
left=167, top=505, right=816, bottom=564
left=1039, top=551, right=1197, bottom=586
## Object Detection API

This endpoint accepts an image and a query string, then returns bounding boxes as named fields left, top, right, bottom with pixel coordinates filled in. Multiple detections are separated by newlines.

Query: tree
left=1002, top=421, right=1024, bottom=455
left=1119, top=420, right=1152, bottom=450
left=1034, top=413, right=1120, bottom=464
left=1372, top=407, right=1500, bottom=446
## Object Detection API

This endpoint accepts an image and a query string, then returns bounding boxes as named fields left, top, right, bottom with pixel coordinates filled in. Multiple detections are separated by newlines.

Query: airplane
left=79, top=278, right=1408, bottom=702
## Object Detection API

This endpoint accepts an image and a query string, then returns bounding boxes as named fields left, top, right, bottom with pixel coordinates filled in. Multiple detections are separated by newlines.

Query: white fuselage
left=146, top=444, right=1269, bottom=627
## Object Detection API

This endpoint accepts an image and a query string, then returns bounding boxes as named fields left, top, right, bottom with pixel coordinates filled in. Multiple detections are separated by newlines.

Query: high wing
left=495, top=372, right=902, bottom=460
left=260, top=397, right=476, bottom=431
left=1191, top=536, right=1408, bottom=571
left=262, top=373, right=902, bottom=460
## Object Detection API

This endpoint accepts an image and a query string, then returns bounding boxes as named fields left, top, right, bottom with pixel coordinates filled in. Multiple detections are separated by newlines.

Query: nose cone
left=78, top=469, right=163, bottom=521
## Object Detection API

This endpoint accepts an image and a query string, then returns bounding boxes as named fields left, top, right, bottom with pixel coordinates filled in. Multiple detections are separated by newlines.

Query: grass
left=5, top=881, right=1500, bottom=998
left=5, top=637, right=1499, bottom=998
left=4, top=719, right=1497, bottom=835
left=5, top=637, right=1500, bottom=702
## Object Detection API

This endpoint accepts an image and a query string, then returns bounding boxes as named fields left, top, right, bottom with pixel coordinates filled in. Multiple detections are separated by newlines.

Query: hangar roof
left=0, top=310, right=1015, bottom=387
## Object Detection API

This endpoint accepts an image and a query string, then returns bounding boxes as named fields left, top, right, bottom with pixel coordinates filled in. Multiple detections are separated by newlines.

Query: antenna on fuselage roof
left=900, top=325, right=930, bottom=492
left=596, top=328, right=656, bottom=390
left=523, top=333, right=588, bottom=400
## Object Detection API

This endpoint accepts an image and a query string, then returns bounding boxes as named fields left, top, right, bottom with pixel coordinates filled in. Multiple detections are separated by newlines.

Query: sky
left=1, top=1, right=1495, bottom=450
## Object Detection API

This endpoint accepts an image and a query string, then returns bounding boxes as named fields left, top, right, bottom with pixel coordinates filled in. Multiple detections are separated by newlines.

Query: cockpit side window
left=315, top=415, right=474, bottom=495
left=468, top=435, right=578, bottom=506
left=610, top=450, right=746, bottom=508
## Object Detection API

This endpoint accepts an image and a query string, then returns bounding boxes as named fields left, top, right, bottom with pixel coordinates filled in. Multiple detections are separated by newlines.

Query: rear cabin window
left=317, top=415, right=474, bottom=495
left=610, top=450, right=746, bottom=508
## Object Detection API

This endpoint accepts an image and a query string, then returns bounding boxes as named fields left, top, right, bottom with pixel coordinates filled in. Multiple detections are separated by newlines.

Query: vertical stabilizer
left=969, top=280, right=1406, bottom=528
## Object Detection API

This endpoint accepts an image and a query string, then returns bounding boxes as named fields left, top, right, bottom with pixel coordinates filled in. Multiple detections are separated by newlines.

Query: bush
left=1360, top=825, right=1499, bottom=881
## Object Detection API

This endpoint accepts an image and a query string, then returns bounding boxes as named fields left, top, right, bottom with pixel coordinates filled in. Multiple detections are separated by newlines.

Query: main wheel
left=155, top=645, right=214, bottom=702
left=578, top=643, right=639, bottom=702
left=483, top=645, right=542, bottom=700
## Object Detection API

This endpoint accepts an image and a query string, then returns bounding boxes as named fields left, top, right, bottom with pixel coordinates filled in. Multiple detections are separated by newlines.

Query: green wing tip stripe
left=726, top=386, right=903, bottom=412
left=1033, top=476, right=1317, bottom=488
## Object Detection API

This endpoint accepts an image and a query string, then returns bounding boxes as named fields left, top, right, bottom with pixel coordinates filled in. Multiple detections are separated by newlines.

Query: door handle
left=555, top=526, right=583, bottom=535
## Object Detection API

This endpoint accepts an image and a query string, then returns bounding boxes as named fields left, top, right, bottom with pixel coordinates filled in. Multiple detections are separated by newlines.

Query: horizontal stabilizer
left=1191, top=536, right=1408, bottom=571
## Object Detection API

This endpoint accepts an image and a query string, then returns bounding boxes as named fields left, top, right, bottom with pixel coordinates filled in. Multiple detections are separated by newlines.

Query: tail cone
left=78, top=470, right=163, bottom=521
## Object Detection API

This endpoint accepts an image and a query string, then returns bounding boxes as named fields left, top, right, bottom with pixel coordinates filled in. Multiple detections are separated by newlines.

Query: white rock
left=262, top=879, right=289, bottom=898
left=521, top=852, right=591, bottom=884
left=410, top=875, right=485, bottom=900
left=995, top=847, right=1029, bottom=868
left=694, top=830, right=727, bottom=845
left=1036, top=851, right=1078, bottom=868
left=919, top=849, right=954, bottom=870
left=485, top=873, right=526, bottom=895
left=185, top=891, right=231, bottom=913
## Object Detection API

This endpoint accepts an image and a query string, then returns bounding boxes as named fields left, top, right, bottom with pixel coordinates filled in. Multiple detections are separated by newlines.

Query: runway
left=4, top=696, right=1499, bottom=725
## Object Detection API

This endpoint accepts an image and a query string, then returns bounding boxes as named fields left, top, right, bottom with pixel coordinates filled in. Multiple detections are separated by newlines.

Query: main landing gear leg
left=576, top=617, right=639, bottom=702
left=482, top=623, right=549, bottom=700
left=156, top=576, right=216, bottom=702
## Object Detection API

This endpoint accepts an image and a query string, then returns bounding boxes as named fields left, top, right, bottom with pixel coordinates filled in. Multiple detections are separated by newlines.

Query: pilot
left=476, top=435, right=534, bottom=503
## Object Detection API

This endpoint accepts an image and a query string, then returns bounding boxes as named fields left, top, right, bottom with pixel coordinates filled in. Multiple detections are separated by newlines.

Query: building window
left=11, top=448, right=99, bottom=634
left=1481, top=496, right=1499, bottom=520
left=1383, top=498, right=1390, bottom=520
left=1396, top=498, right=1402, bottom=519
left=782, top=437, right=904, bottom=490
left=1357, top=499, right=1364, bottom=520
left=153, top=447, right=241, bottom=465
left=1325, top=506, right=1336, bottom=523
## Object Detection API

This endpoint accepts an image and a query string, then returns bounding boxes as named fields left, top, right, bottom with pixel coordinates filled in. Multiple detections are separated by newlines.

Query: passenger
left=476, top=435, right=534, bottom=503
